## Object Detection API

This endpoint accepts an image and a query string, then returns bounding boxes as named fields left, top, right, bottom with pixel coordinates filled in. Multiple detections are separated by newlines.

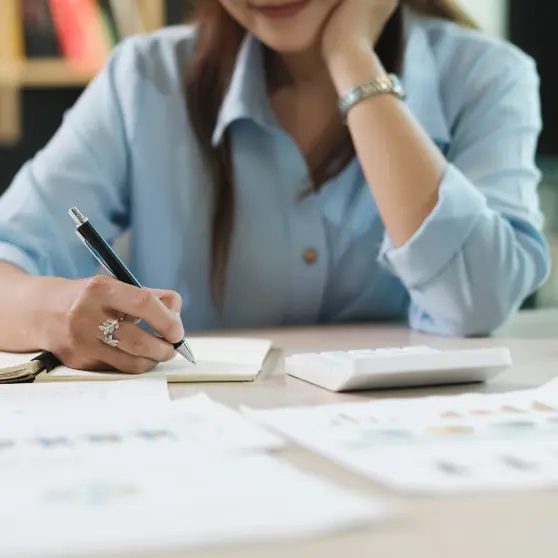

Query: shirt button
left=303, top=249, right=318, bottom=264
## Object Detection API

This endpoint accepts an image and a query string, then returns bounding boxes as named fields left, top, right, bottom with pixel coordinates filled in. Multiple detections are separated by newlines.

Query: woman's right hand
left=37, top=275, right=185, bottom=374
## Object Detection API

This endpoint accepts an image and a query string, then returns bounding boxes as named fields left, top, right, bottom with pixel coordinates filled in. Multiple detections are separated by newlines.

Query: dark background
left=0, top=1, right=553, bottom=191
left=509, top=0, right=557, bottom=156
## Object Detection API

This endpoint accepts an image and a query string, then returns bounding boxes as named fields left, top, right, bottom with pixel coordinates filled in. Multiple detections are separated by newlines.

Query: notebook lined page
left=31, top=337, right=273, bottom=382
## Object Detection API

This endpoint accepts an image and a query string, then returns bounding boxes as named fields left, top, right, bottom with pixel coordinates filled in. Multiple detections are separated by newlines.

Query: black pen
left=69, top=207, right=196, bottom=364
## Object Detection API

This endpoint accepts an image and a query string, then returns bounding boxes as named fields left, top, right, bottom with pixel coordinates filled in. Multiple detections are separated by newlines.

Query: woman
left=0, top=0, right=549, bottom=373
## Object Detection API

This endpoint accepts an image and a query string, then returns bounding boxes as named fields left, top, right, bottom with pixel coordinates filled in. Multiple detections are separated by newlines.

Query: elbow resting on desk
left=375, top=158, right=551, bottom=338
left=402, top=218, right=550, bottom=338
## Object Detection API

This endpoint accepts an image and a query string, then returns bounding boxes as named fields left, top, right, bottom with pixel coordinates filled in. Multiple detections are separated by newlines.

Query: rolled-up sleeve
left=0, top=38, right=139, bottom=279
left=378, top=47, right=550, bottom=336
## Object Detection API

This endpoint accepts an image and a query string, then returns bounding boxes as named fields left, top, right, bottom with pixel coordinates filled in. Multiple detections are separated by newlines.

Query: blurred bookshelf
left=0, top=0, right=170, bottom=144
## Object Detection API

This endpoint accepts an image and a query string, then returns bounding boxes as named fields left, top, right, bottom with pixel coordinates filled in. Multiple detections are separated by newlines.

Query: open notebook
left=0, top=337, right=272, bottom=383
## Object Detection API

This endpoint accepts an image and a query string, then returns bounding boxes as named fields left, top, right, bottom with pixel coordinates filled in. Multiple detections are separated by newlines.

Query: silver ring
left=99, top=318, right=122, bottom=347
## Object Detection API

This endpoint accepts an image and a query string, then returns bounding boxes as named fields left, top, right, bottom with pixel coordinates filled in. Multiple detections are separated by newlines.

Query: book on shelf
left=97, top=0, right=119, bottom=46
left=20, top=0, right=148, bottom=72
left=22, top=0, right=59, bottom=57
left=108, top=0, right=147, bottom=37
left=48, top=0, right=114, bottom=71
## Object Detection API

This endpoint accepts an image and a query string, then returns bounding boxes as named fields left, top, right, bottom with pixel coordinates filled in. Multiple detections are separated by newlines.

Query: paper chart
left=0, top=455, right=391, bottom=558
left=0, top=394, right=284, bottom=468
left=245, top=389, right=558, bottom=494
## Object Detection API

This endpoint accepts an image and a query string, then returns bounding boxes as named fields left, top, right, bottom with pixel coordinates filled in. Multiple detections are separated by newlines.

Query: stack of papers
left=0, top=375, right=171, bottom=407
left=245, top=389, right=558, bottom=494
left=170, top=393, right=285, bottom=454
left=1, top=455, right=390, bottom=558
left=0, top=392, right=286, bottom=469
left=0, top=377, right=393, bottom=555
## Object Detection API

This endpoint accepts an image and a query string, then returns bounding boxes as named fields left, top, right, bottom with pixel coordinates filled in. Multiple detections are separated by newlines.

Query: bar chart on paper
left=0, top=382, right=393, bottom=557
left=0, top=454, right=392, bottom=558
left=0, top=391, right=287, bottom=469
left=246, top=389, right=558, bottom=494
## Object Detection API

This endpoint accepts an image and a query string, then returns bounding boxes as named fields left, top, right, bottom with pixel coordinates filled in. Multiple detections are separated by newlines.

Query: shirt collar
left=400, top=8, right=451, bottom=145
left=212, top=8, right=451, bottom=147
left=211, top=33, right=276, bottom=147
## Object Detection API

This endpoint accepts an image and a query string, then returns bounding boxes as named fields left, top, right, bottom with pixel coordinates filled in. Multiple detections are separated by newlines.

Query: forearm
left=0, top=263, right=62, bottom=352
left=327, top=46, right=446, bottom=246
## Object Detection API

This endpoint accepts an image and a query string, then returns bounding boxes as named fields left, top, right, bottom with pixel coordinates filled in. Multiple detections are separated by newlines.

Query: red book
left=48, top=0, right=111, bottom=72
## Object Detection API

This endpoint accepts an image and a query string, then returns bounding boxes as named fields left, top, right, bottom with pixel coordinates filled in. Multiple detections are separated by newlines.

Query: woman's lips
left=250, top=0, right=311, bottom=20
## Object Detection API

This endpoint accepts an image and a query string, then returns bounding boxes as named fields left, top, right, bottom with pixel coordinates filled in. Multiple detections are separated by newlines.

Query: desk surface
left=165, top=310, right=558, bottom=558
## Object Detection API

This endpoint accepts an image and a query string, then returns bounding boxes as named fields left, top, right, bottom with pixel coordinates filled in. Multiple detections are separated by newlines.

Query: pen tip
left=175, top=342, right=196, bottom=365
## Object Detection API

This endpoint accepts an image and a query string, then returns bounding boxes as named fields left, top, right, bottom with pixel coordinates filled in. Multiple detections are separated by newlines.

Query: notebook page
left=14, top=337, right=273, bottom=382
left=184, top=337, right=272, bottom=365
left=0, top=350, right=36, bottom=369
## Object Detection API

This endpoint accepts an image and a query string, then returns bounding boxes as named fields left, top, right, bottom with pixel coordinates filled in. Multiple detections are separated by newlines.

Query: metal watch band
left=339, top=74, right=405, bottom=123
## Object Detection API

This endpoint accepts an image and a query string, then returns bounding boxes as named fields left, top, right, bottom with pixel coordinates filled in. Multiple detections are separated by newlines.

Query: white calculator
left=285, top=346, right=512, bottom=392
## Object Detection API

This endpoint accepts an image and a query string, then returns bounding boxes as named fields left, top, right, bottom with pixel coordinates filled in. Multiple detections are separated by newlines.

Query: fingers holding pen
left=85, top=276, right=185, bottom=344
left=94, top=318, right=176, bottom=363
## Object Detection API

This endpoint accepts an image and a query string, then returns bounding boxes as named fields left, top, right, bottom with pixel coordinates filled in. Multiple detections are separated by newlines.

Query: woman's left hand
left=321, top=0, right=399, bottom=65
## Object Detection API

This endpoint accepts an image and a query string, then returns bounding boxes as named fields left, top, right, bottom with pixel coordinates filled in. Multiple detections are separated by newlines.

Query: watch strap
left=339, top=74, right=405, bottom=123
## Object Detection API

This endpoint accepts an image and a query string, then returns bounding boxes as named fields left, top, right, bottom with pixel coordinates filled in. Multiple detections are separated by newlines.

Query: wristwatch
left=339, top=74, right=405, bottom=123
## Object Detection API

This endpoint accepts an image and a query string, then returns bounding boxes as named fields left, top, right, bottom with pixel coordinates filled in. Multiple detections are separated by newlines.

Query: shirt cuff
left=0, top=242, right=41, bottom=276
left=378, top=164, right=488, bottom=289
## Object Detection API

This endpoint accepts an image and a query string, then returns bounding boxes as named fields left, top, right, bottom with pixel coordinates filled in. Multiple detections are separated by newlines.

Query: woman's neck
left=264, top=43, right=346, bottom=167
left=266, top=45, right=333, bottom=91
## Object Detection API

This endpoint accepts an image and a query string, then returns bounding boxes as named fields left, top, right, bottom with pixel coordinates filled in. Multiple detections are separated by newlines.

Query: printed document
left=0, top=392, right=283, bottom=469
left=245, top=389, right=558, bottom=494
left=0, top=455, right=392, bottom=557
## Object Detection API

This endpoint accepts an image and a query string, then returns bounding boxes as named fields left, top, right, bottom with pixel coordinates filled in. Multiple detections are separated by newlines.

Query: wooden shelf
left=0, top=0, right=168, bottom=144
left=0, top=58, right=99, bottom=88
left=0, top=58, right=98, bottom=143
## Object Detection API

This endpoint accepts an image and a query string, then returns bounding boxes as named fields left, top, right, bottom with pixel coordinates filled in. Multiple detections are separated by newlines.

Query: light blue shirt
left=0, top=11, right=550, bottom=336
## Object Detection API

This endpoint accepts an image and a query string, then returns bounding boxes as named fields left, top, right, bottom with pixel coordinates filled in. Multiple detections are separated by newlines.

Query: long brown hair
left=184, top=0, right=477, bottom=305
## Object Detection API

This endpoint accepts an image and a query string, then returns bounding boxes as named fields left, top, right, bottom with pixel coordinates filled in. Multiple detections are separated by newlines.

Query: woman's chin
left=259, top=35, right=318, bottom=54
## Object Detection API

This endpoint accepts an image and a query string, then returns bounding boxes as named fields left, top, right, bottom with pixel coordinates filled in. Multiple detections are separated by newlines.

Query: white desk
left=162, top=310, right=558, bottom=558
